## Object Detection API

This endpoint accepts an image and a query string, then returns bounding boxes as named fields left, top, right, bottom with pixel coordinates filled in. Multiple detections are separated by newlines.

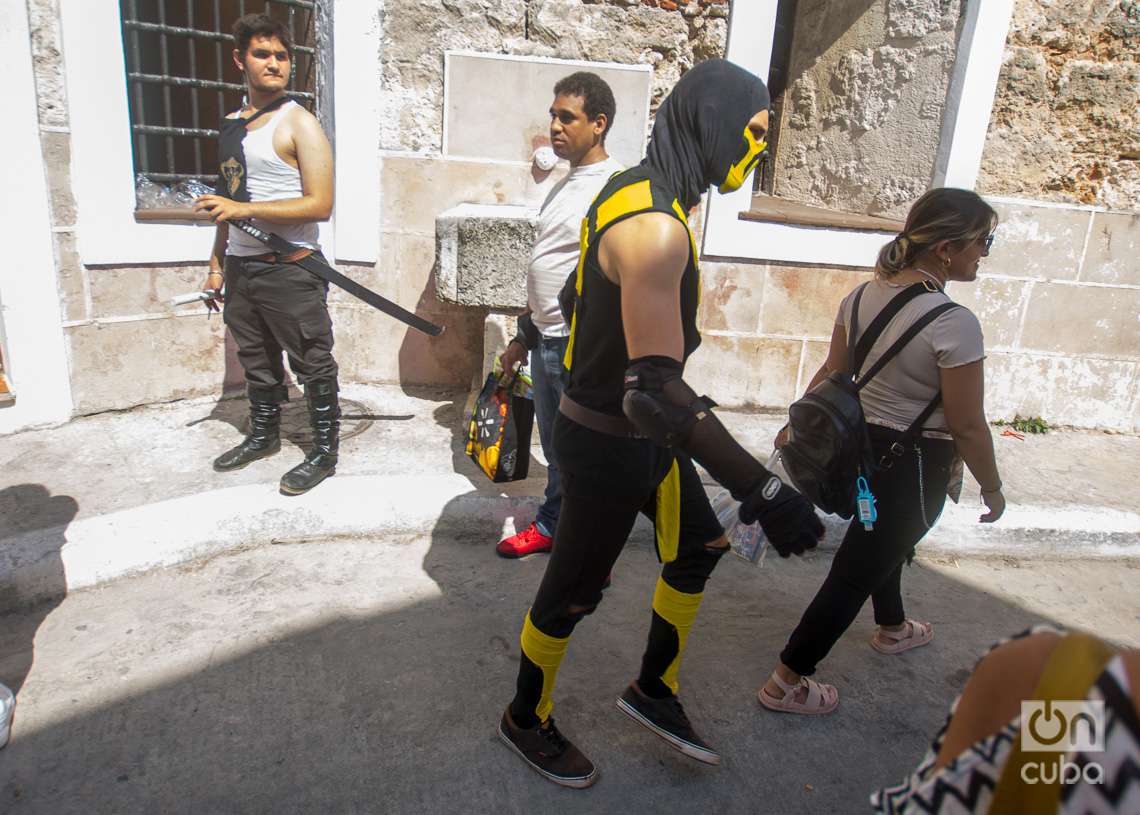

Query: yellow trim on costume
left=651, top=577, right=705, bottom=694
left=520, top=610, right=570, bottom=722
left=654, top=460, right=681, bottom=564
left=671, top=198, right=701, bottom=309
left=717, top=125, right=767, bottom=194
left=562, top=217, right=591, bottom=370
left=595, top=178, right=653, bottom=233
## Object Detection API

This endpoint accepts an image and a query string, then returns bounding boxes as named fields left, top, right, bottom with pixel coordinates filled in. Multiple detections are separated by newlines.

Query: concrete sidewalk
left=0, top=530, right=1137, bottom=814
left=2, top=383, right=1139, bottom=609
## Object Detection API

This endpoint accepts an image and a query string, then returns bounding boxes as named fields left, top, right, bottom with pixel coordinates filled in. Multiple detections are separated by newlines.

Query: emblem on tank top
left=220, top=157, right=243, bottom=197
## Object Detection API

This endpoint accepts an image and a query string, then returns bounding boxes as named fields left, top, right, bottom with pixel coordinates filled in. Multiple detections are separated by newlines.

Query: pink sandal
left=870, top=619, right=934, bottom=655
left=757, top=672, right=839, bottom=715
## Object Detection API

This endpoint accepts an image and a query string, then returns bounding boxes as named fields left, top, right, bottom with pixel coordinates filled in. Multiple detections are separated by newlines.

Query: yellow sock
left=520, top=610, right=570, bottom=722
left=651, top=577, right=704, bottom=694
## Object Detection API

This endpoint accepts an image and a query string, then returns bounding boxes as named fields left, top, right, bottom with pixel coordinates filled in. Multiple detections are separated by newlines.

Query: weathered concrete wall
left=380, top=0, right=729, bottom=152
left=772, top=0, right=963, bottom=217
left=977, top=0, right=1139, bottom=210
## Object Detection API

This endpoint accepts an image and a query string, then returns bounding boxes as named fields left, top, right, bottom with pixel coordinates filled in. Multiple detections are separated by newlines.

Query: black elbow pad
left=622, top=356, right=710, bottom=446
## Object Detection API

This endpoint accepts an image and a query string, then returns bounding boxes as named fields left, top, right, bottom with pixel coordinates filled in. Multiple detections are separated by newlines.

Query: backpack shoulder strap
left=850, top=283, right=930, bottom=376
left=856, top=300, right=960, bottom=390
left=868, top=301, right=962, bottom=462
left=844, top=283, right=870, bottom=374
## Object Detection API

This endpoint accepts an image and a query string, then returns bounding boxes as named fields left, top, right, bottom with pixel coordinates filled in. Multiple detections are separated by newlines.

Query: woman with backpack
left=759, top=188, right=1007, bottom=715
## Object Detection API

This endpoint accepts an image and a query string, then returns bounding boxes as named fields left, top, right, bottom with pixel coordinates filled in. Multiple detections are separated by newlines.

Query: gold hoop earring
left=942, top=257, right=950, bottom=267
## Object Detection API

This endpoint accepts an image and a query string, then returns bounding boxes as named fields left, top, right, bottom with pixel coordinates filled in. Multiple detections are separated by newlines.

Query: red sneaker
left=496, top=522, right=553, bottom=559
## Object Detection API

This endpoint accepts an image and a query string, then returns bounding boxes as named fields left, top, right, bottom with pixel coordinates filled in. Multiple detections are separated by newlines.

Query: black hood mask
left=643, top=59, right=771, bottom=211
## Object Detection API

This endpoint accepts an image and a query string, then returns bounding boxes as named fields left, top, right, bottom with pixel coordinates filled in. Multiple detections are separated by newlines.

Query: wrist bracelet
left=980, top=482, right=1003, bottom=495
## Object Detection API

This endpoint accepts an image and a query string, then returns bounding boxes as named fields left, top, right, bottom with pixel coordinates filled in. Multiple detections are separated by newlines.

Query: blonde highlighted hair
left=876, top=188, right=998, bottom=277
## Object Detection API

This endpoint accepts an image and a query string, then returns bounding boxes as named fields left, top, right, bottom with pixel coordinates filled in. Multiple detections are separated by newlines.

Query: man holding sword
left=194, top=12, right=339, bottom=496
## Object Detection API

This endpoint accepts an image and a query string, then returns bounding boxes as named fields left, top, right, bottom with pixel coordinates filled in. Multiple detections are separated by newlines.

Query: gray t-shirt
left=837, top=279, right=985, bottom=435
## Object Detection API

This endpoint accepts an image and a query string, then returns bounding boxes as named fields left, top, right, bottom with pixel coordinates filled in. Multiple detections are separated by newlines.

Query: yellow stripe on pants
left=520, top=610, right=570, bottom=723
left=651, top=577, right=704, bottom=694
left=655, top=460, right=681, bottom=564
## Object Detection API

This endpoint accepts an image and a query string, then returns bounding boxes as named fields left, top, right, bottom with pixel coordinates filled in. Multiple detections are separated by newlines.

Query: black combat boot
left=279, top=378, right=340, bottom=495
left=212, top=385, right=286, bottom=472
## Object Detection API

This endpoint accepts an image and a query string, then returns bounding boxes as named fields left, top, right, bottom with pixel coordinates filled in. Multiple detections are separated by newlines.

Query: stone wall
left=380, top=0, right=728, bottom=152
left=771, top=0, right=963, bottom=217
left=686, top=199, right=1140, bottom=433
left=977, top=0, right=1139, bottom=210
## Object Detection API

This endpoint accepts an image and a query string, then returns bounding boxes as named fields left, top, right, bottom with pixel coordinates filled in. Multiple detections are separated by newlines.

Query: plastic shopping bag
left=465, top=372, right=535, bottom=483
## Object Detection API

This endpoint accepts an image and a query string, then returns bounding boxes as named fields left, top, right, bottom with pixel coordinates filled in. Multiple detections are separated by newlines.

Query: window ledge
left=740, top=195, right=904, bottom=233
left=134, top=208, right=214, bottom=225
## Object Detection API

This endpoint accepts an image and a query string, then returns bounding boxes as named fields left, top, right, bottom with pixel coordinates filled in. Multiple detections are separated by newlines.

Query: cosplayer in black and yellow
left=497, top=60, right=825, bottom=788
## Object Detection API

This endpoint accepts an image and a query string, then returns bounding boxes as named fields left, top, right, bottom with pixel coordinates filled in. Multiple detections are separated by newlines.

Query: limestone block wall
left=771, top=0, right=963, bottom=217
left=977, top=0, right=1139, bottom=209
left=685, top=198, right=1140, bottom=434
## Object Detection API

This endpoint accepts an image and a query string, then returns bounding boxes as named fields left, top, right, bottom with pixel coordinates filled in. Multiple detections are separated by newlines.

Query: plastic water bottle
left=711, top=489, right=769, bottom=565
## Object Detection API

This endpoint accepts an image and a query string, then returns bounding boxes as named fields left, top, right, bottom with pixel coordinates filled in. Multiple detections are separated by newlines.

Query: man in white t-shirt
left=496, top=73, right=624, bottom=558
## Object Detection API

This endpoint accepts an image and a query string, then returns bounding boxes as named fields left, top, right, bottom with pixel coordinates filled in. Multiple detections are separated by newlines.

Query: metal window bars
left=120, top=0, right=324, bottom=188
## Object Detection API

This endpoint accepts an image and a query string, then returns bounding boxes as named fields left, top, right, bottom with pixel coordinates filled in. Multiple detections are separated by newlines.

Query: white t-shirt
left=837, top=279, right=985, bottom=434
left=528, top=156, right=624, bottom=337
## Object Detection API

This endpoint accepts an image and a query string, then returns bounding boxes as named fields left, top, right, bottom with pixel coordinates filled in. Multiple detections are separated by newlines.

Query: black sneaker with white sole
left=616, top=681, right=721, bottom=765
left=497, top=708, right=598, bottom=788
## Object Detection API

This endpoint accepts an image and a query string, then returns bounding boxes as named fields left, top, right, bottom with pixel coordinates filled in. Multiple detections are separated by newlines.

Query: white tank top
left=226, top=100, right=321, bottom=257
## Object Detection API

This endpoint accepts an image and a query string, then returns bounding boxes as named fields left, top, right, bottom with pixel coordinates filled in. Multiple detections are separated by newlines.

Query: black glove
left=740, top=478, right=824, bottom=558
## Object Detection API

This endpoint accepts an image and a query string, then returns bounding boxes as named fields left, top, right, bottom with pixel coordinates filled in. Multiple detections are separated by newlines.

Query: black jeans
left=780, top=424, right=956, bottom=677
left=223, top=253, right=337, bottom=389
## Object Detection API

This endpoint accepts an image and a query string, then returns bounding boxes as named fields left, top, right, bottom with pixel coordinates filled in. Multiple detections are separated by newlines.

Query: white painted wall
left=58, top=0, right=376, bottom=266
left=702, top=0, right=1015, bottom=268
left=332, top=1, right=381, bottom=263
left=0, top=0, right=73, bottom=434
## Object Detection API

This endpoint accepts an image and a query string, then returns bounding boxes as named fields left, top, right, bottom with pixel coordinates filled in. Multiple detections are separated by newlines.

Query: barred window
left=119, top=0, right=329, bottom=201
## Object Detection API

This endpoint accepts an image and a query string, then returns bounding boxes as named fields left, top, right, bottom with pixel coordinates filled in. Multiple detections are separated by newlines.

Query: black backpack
left=779, top=282, right=960, bottom=519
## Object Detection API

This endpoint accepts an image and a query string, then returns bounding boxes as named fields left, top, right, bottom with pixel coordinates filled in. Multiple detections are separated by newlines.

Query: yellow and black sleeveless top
left=560, top=165, right=702, bottom=416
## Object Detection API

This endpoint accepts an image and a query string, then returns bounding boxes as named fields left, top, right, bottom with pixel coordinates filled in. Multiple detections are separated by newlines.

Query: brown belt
left=243, top=247, right=315, bottom=264
left=558, top=393, right=643, bottom=438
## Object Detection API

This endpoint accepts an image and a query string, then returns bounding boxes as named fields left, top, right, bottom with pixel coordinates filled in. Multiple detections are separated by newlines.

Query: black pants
left=780, top=424, right=956, bottom=677
left=509, top=415, right=726, bottom=726
left=223, top=253, right=337, bottom=390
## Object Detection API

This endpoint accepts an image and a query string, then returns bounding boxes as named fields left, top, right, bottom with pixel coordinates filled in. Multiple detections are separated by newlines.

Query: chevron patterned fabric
left=871, top=625, right=1140, bottom=814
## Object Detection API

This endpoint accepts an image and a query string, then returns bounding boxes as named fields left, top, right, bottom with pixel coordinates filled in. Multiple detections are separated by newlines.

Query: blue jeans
left=531, top=334, right=569, bottom=536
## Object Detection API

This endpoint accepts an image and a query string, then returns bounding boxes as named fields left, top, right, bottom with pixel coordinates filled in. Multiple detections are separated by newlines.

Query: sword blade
left=230, top=220, right=445, bottom=337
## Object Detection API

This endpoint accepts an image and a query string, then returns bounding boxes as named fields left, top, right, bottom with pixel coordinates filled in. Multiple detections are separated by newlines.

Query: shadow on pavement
left=0, top=485, right=76, bottom=693
left=2, top=519, right=1130, bottom=813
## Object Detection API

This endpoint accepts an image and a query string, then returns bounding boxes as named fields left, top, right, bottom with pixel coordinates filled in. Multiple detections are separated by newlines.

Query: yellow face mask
left=718, top=125, right=767, bottom=194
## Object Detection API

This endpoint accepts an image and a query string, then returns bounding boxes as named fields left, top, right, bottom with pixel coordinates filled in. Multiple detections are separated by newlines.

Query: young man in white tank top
left=193, top=13, right=338, bottom=496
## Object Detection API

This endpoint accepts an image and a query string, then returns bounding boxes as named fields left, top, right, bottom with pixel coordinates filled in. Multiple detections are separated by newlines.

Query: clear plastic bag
left=711, top=489, right=769, bottom=565
left=136, top=174, right=187, bottom=208
left=710, top=452, right=788, bottom=565
left=171, top=178, right=214, bottom=206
